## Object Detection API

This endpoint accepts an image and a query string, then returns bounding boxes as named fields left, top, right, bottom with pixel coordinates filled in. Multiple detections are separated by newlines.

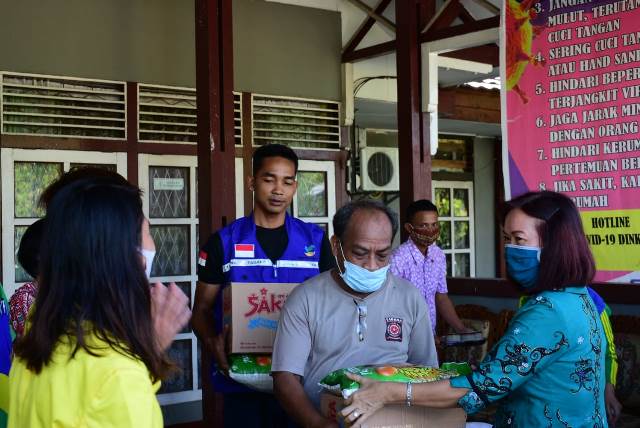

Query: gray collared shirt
left=271, top=270, right=438, bottom=408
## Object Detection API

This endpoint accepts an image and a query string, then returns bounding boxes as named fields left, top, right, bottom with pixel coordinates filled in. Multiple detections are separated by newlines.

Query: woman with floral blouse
left=9, top=219, right=44, bottom=337
left=342, top=191, right=609, bottom=427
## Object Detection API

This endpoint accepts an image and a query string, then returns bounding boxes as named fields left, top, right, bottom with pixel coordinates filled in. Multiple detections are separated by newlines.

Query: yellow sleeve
left=88, top=365, right=163, bottom=428
left=600, top=310, right=618, bottom=386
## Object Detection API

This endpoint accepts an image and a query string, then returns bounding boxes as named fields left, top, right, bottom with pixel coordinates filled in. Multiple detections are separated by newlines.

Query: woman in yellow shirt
left=9, top=171, right=191, bottom=428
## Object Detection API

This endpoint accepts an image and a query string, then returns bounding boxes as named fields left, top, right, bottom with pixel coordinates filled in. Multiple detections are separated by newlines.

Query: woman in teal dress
left=341, top=191, right=608, bottom=427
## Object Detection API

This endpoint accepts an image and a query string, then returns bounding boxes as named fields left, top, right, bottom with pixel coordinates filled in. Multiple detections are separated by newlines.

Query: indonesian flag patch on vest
left=234, top=244, right=255, bottom=258
left=198, top=250, right=208, bottom=266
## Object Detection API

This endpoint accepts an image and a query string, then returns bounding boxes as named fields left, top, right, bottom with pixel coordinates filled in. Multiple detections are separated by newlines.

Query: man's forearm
left=192, top=282, right=222, bottom=353
left=384, top=379, right=468, bottom=408
left=435, top=293, right=467, bottom=333
left=192, top=308, right=216, bottom=347
left=273, top=372, right=331, bottom=428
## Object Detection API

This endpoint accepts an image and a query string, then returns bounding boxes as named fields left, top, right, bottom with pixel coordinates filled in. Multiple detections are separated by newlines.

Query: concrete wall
left=473, top=137, right=497, bottom=278
left=234, top=0, right=341, bottom=99
left=0, top=0, right=196, bottom=87
left=0, top=0, right=342, bottom=100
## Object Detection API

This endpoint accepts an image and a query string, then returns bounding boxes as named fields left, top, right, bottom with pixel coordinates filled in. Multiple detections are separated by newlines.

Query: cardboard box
left=223, top=282, right=298, bottom=354
left=320, top=393, right=467, bottom=428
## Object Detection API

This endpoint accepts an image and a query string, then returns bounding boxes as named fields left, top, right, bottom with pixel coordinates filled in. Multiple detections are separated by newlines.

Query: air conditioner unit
left=360, top=147, right=399, bottom=191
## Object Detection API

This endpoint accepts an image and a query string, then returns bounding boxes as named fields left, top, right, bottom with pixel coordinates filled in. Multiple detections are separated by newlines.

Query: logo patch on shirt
left=385, top=317, right=403, bottom=342
left=304, top=244, right=316, bottom=257
left=234, top=244, right=255, bottom=258
left=198, top=250, right=208, bottom=266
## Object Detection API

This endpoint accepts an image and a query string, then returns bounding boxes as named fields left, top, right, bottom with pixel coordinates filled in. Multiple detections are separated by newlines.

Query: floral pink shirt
left=390, top=240, right=447, bottom=332
left=9, top=281, right=37, bottom=337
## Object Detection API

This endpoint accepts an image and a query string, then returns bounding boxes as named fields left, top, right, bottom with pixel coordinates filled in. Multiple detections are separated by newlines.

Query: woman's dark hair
left=14, top=174, right=172, bottom=381
left=252, top=143, right=299, bottom=175
left=333, top=199, right=399, bottom=241
left=502, top=191, right=595, bottom=292
left=39, top=165, right=120, bottom=209
left=17, top=218, right=46, bottom=279
left=406, top=199, right=438, bottom=223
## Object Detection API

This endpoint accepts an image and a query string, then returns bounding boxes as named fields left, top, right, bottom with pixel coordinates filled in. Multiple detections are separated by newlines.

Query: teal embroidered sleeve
left=451, top=296, right=569, bottom=414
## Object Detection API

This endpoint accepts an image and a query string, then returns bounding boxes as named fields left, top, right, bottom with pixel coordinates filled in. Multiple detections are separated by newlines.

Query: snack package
left=319, top=364, right=468, bottom=398
left=228, top=354, right=273, bottom=393
left=440, top=361, right=472, bottom=376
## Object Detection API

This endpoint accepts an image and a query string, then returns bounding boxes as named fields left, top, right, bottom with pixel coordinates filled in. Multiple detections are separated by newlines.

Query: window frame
left=1, top=148, right=126, bottom=296
left=431, top=180, right=476, bottom=278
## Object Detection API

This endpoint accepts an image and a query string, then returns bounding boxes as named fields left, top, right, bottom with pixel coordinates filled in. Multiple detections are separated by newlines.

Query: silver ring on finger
left=353, top=411, right=360, bottom=419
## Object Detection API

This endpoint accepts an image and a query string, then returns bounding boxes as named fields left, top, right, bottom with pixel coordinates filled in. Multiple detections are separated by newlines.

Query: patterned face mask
left=409, top=224, right=440, bottom=247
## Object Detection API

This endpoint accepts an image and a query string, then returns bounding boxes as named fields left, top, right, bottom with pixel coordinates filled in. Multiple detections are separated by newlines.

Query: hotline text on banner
left=501, top=0, right=640, bottom=282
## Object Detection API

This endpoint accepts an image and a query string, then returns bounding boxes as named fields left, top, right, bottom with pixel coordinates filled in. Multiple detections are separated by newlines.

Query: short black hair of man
left=252, top=143, right=299, bottom=175
left=405, top=199, right=438, bottom=224
left=333, top=199, right=399, bottom=242
left=17, top=218, right=46, bottom=279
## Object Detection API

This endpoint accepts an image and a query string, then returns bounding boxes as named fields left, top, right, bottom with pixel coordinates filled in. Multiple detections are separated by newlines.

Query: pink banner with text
left=502, top=0, right=640, bottom=282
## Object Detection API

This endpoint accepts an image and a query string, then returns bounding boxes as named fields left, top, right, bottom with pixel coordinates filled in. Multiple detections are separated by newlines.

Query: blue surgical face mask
left=336, top=241, right=389, bottom=293
left=505, top=244, right=541, bottom=289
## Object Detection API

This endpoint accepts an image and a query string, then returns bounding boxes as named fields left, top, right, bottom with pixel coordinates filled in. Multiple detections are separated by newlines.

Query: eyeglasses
left=354, top=300, right=367, bottom=342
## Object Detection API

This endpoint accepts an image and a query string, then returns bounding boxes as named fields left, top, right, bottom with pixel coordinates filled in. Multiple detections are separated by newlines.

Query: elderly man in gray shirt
left=272, top=199, right=438, bottom=428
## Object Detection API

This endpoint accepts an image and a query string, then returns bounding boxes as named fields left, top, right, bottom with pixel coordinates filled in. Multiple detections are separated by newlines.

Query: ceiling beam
left=342, top=16, right=500, bottom=62
left=342, top=0, right=392, bottom=56
left=420, top=16, right=500, bottom=43
left=418, top=0, right=437, bottom=31
left=345, top=0, right=395, bottom=32
left=436, top=56, right=493, bottom=74
left=441, top=44, right=499, bottom=67
left=470, top=0, right=501, bottom=15
left=458, top=4, right=477, bottom=25
left=342, top=40, right=395, bottom=62
left=428, top=0, right=464, bottom=32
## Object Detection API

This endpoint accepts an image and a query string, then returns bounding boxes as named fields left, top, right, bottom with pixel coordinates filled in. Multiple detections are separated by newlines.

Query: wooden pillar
left=195, top=0, right=235, bottom=425
left=125, top=82, right=139, bottom=186
left=396, top=0, right=432, bottom=230
left=242, top=92, right=253, bottom=216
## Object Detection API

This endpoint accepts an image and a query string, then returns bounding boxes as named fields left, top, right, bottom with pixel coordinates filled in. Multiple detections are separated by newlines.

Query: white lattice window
left=137, top=84, right=241, bottom=145
left=292, top=160, right=337, bottom=236
left=432, top=181, right=475, bottom=278
left=139, top=154, right=200, bottom=405
left=1, top=72, right=126, bottom=140
left=1, top=149, right=127, bottom=297
left=252, top=94, right=340, bottom=150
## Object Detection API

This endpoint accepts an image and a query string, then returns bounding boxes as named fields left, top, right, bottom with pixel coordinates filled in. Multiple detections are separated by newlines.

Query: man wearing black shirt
left=193, top=144, right=335, bottom=427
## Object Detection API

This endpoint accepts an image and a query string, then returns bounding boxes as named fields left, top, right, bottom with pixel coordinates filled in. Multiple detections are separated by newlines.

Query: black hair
left=15, top=174, right=173, bottom=381
left=502, top=191, right=595, bottom=292
left=333, top=199, right=399, bottom=241
left=405, top=199, right=438, bottom=223
left=252, top=144, right=298, bottom=175
left=39, top=165, right=126, bottom=209
left=17, top=218, right=46, bottom=279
